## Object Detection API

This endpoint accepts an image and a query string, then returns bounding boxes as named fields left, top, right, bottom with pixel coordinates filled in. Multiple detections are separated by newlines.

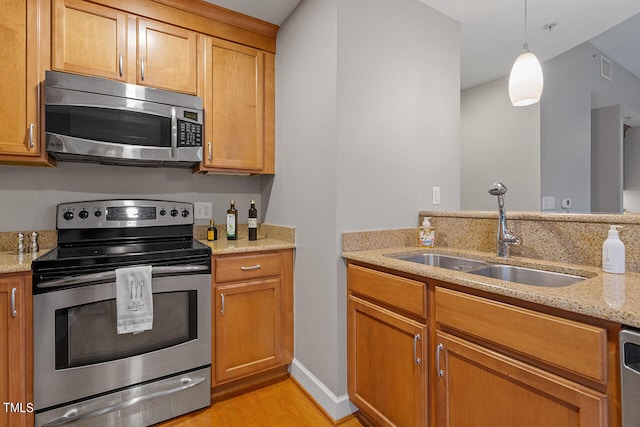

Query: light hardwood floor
left=157, top=378, right=364, bottom=427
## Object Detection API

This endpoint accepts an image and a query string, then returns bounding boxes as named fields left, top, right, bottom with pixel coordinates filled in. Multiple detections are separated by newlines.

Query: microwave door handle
left=171, top=107, right=177, bottom=158
left=41, top=375, right=206, bottom=427
left=37, top=265, right=209, bottom=289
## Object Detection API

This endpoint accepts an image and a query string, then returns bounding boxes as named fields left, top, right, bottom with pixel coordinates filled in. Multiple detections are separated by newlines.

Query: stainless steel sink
left=385, top=253, right=487, bottom=271
left=468, top=264, right=585, bottom=287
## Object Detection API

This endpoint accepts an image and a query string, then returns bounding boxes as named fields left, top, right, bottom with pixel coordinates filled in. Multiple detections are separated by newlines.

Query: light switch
left=432, top=187, right=441, bottom=205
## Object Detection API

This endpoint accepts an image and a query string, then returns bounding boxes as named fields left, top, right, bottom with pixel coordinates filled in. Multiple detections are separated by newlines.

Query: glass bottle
left=226, top=200, right=238, bottom=240
left=248, top=200, right=258, bottom=241
left=207, top=220, right=218, bottom=241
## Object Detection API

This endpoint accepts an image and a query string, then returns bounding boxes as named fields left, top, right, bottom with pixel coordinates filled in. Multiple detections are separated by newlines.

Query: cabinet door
left=52, top=0, right=128, bottom=81
left=200, top=37, right=266, bottom=172
left=214, top=279, right=282, bottom=383
left=434, top=331, right=607, bottom=427
left=348, top=296, right=427, bottom=427
left=0, top=277, right=29, bottom=427
left=0, top=0, right=44, bottom=160
left=137, top=19, right=197, bottom=94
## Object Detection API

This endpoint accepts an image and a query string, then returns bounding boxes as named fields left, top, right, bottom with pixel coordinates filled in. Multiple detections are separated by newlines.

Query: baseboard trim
left=289, top=359, right=358, bottom=422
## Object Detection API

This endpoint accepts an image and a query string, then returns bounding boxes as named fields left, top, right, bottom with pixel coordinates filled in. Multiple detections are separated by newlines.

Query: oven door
left=33, top=272, right=211, bottom=412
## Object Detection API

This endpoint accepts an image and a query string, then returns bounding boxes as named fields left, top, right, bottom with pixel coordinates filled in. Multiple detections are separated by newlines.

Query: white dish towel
left=115, top=265, right=153, bottom=334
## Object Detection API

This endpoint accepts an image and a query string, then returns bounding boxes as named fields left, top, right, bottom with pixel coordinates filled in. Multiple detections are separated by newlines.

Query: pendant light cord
left=523, top=0, right=529, bottom=51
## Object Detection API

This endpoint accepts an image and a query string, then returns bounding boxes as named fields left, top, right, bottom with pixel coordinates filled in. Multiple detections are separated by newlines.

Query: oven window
left=55, top=291, right=197, bottom=369
left=46, top=105, right=171, bottom=147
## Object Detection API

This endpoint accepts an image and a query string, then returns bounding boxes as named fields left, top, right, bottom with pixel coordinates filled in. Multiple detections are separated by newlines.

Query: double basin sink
left=385, top=252, right=586, bottom=287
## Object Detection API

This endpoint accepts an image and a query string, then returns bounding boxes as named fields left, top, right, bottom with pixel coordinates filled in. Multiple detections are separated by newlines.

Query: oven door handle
left=41, top=375, right=206, bottom=427
left=37, top=265, right=209, bottom=289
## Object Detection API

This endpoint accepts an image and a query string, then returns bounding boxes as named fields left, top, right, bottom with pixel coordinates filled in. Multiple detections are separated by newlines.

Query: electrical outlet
left=194, top=202, right=212, bottom=219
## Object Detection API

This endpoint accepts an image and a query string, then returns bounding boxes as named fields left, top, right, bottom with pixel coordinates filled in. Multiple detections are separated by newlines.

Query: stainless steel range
left=31, top=200, right=212, bottom=427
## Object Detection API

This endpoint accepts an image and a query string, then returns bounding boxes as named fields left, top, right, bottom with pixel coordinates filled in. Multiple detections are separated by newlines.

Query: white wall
left=0, top=162, right=262, bottom=231
left=460, top=76, right=540, bottom=211
left=266, top=0, right=459, bottom=419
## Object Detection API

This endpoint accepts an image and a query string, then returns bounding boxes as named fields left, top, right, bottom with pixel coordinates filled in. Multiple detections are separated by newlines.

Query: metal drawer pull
left=41, top=376, right=205, bottom=426
left=413, top=333, right=421, bottom=365
left=436, top=343, right=444, bottom=377
left=208, top=141, right=212, bottom=161
left=220, top=294, right=225, bottom=315
left=140, top=57, right=145, bottom=81
left=29, top=123, right=35, bottom=148
left=118, top=53, right=123, bottom=77
left=240, top=264, right=261, bottom=271
left=10, top=288, right=17, bottom=318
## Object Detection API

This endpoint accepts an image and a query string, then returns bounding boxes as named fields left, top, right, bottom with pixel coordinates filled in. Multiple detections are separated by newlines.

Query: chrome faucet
left=489, top=182, right=521, bottom=257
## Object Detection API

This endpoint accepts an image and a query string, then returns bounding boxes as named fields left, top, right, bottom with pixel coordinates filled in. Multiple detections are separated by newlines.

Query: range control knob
left=159, top=209, right=167, bottom=217
left=63, top=211, right=74, bottom=221
left=79, top=210, right=89, bottom=219
left=181, top=209, right=190, bottom=218
left=170, top=209, right=179, bottom=217
left=94, top=210, right=102, bottom=218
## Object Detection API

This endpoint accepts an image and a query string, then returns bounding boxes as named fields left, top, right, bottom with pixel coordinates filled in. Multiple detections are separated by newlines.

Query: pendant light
left=508, top=0, right=544, bottom=106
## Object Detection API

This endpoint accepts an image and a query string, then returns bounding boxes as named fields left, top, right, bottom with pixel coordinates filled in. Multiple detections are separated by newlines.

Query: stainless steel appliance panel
left=621, top=328, right=640, bottom=427
left=35, top=367, right=210, bottom=427
left=33, top=273, right=211, bottom=411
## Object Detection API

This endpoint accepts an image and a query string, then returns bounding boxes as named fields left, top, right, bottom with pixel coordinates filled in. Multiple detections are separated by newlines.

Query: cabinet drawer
left=215, top=252, right=282, bottom=283
left=435, top=287, right=607, bottom=384
left=348, top=265, right=426, bottom=319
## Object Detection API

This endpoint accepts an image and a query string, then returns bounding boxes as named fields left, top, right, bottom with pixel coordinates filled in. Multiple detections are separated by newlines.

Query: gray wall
left=542, top=41, right=640, bottom=213
left=0, top=162, right=263, bottom=231
left=460, top=76, right=540, bottom=211
left=591, top=105, right=623, bottom=213
left=265, top=0, right=459, bottom=417
left=624, top=126, right=640, bottom=211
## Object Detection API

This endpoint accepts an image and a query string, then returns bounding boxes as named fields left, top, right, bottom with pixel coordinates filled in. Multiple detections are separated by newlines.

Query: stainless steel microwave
left=45, top=70, right=203, bottom=168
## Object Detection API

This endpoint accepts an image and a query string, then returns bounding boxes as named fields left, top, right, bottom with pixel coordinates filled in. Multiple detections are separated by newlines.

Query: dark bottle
left=248, top=200, right=258, bottom=241
left=226, top=200, right=238, bottom=240
left=207, top=219, right=218, bottom=241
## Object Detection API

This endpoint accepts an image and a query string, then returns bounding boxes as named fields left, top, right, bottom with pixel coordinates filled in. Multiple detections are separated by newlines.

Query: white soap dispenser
left=419, top=217, right=435, bottom=248
left=602, top=225, right=625, bottom=274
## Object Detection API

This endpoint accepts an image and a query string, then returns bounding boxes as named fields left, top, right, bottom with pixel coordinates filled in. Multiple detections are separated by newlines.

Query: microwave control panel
left=178, top=120, right=202, bottom=148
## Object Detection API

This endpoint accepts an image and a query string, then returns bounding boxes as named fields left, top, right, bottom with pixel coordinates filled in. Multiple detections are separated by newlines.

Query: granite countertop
left=343, top=246, right=640, bottom=328
left=200, top=237, right=296, bottom=255
left=0, top=239, right=295, bottom=275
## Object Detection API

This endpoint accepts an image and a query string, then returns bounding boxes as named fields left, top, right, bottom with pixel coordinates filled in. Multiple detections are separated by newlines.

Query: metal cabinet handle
left=220, top=293, right=225, bottom=315
left=436, top=343, right=444, bottom=377
left=207, top=141, right=212, bottom=161
left=140, top=57, right=145, bottom=81
left=29, top=123, right=35, bottom=148
left=119, top=54, right=123, bottom=77
left=413, top=334, right=421, bottom=365
left=240, top=264, right=261, bottom=271
left=10, top=288, right=17, bottom=318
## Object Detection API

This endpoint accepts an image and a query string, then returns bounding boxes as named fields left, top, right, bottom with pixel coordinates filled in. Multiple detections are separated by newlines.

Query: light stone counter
left=0, top=250, right=50, bottom=275
left=0, top=224, right=295, bottom=274
left=342, top=228, right=640, bottom=328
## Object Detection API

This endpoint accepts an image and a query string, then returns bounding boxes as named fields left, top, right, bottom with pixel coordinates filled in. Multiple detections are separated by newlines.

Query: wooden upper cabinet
left=136, top=19, right=197, bottom=94
left=52, top=0, right=198, bottom=94
left=198, top=37, right=275, bottom=174
left=52, top=0, right=128, bottom=81
left=0, top=0, right=50, bottom=164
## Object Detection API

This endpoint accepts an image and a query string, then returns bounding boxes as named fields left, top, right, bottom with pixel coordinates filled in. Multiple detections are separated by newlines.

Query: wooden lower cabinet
left=211, top=250, right=293, bottom=392
left=0, top=274, right=33, bottom=427
left=434, top=331, right=607, bottom=427
left=348, top=296, right=427, bottom=427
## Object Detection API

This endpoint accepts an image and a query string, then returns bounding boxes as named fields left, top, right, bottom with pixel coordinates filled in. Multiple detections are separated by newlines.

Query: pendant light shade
left=508, top=46, right=544, bottom=106
left=508, top=0, right=543, bottom=106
